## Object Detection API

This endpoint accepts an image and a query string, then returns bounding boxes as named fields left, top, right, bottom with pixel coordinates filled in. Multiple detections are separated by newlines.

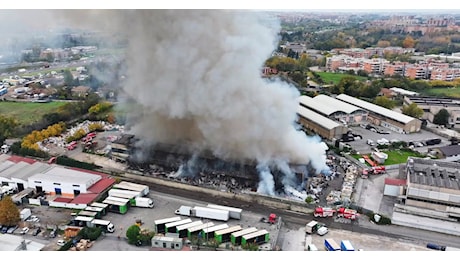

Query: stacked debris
left=326, top=190, right=342, bottom=205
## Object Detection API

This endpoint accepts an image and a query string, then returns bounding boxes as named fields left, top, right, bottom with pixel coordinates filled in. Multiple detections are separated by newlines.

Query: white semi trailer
left=175, top=205, right=230, bottom=221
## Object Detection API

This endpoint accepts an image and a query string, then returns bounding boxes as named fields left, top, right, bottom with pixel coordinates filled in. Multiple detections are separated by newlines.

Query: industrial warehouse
left=336, top=93, right=422, bottom=134
left=0, top=153, right=115, bottom=207
left=298, top=94, right=368, bottom=126
left=403, top=96, right=460, bottom=129
left=388, top=157, right=460, bottom=236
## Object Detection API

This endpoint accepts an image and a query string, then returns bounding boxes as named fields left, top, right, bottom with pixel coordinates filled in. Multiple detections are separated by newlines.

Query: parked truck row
left=175, top=204, right=243, bottom=222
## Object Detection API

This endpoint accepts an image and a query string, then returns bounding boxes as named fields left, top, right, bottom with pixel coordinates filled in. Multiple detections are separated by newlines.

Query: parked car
left=20, top=227, right=29, bottom=235
left=32, top=227, right=41, bottom=236
left=49, top=229, right=57, bottom=238
left=27, top=215, right=39, bottom=222
left=7, top=225, right=18, bottom=234
left=1, top=226, right=9, bottom=234
left=57, top=239, right=66, bottom=246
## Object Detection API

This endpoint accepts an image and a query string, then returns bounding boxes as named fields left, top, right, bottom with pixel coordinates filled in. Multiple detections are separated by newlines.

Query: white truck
left=20, top=208, right=32, bottom=221
left=107, top=188, right=154, bottom=208
left=133, top=197, right=154, bottom=208
left=112, top=181, right=149, bottom=196
left=175, top=205, right=230, bottom=221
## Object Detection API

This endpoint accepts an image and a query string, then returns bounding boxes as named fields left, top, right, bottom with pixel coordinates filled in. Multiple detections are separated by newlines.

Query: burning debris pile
left=55, top=10, right=331, bottom=196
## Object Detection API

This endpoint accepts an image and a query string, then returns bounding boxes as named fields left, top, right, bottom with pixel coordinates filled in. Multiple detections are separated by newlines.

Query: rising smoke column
left=56, top=10, right=330, bottom=194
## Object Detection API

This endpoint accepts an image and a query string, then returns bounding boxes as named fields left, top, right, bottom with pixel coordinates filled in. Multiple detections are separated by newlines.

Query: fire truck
left=361, top=165, right=386, bottom=178
left=337, top=207, right=358, bottom=220
left=313, top=207, right=336, bottom=218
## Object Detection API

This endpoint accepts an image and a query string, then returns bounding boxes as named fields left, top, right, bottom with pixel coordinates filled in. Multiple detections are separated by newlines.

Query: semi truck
left=206, top=204, right=242, bottom=220
left=175, top=205, right=230, bottom=221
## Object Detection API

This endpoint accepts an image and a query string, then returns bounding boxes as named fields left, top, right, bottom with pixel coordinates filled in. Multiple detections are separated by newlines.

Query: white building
left=28, top=166, right=102, bottom=197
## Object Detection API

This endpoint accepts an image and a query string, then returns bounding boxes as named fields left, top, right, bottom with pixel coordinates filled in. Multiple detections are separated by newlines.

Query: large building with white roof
left=28, top=166, right=102, bottom=197
left=296, top=105, right=348, bottom=140
left=299, top=94, right=368, bottom=125
left=0, top=154, right=115, bottom=208
left=336, top=93, right=421, bottom=133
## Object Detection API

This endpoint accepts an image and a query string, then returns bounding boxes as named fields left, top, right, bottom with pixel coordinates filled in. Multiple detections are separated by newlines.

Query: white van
left=317, top=226, right=329, bottom=236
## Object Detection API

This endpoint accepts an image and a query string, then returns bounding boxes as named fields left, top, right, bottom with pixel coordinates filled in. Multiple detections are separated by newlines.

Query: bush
left=56, top=155, right=101, bottom=170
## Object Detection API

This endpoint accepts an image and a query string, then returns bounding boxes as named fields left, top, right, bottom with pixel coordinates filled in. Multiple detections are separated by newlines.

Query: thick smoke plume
left=55, top=10, right=330, bottom=194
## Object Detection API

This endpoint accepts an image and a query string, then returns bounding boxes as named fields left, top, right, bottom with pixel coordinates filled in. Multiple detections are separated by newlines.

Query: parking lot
left=87, top=189, right=280, bottom=251
left=346, top=125, right=450, bottom=155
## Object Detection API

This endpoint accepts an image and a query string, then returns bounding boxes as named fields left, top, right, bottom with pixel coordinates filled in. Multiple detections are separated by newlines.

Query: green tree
left=126, top=225, right=141, bottom=245
left=63, top=70, right=74, bottom=86
left=401, top=103, right=423, bottom=118
left=0, top=196, right=20, bottom=226
left=433, top=109, right=450, bottom=126
left=374, top=96, right=396, bottom=109
left=0, top=115, right=18, bottom=143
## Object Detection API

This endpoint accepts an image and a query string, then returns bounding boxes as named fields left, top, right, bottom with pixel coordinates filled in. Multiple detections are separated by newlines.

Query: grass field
left=316, top=72, right=367, bottom=85
left=419, top=87, right=460, bottom=98
left=353, top=149, right=424, bottom=166
left=0, top=101, right=68, bottom=126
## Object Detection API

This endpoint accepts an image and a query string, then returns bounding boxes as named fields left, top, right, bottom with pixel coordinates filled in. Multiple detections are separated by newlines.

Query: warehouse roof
left=29, top=166, right=102, bottom=188
left=297, top=105, right=341, bottom=130
left=313, top=94, right=365, bottom=115
left=407, top=158, right=460, bottom=190
left=298, top=95, right=338, bottom=116
left=336, top=94, right=416, bottom=124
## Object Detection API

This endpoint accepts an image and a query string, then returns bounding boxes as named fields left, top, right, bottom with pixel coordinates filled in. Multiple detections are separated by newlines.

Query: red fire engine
left=313, top=207, right=336, bottom=218
left=337, top=207, right=358, bottom=220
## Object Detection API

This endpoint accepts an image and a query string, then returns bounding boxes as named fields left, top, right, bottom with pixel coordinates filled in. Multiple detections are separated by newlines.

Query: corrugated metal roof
left=29, top=166, right=101, bottom=188
left=313, top=94, right=365, bottom=114
left=437, top=145, right=460, bottom=157
left=0, top=161, right=30, bottom=178
left=336, top=94, right=416, bottom=124
left=298, top=95, right=338, bottom=116
left=297, top=105, right=341, bottom=130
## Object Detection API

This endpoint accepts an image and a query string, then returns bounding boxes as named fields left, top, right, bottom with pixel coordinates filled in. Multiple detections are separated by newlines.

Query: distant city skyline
left=1, top=1, right=460, bottom=11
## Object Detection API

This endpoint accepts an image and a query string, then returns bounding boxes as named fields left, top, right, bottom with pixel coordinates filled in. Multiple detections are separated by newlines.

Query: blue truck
left=340, top=240, right=355, bottom=251
left=324, top=238, right=341, bottom=251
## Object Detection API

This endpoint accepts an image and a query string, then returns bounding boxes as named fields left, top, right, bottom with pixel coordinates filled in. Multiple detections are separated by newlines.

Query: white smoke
left=44, top=10, right=330, bottom=194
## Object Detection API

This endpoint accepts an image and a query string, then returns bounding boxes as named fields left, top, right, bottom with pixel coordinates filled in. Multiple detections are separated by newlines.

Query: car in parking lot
left=20, top=227, right=29, bottom=234
left=1, top=226, right=9, bottom=234
left=7, top=225, right=18, bottom=234
left=57, top=239, right=66, bottom=246
left=32, top=227, right=41, bottom=236
left=27, top=215, right=39, bottom=222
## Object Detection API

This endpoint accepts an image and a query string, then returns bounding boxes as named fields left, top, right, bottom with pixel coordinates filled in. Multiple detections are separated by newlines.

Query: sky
left=1, top=0, right=460, bottom=10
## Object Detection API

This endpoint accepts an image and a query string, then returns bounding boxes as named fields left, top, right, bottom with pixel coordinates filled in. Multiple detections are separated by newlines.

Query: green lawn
left=419, top=87, right=460, bottom=98
left=0, top=101, right=68, bottom=126
left=316, top=72, right=367, bottom=85
left=353, top=149, right=424, bottom=166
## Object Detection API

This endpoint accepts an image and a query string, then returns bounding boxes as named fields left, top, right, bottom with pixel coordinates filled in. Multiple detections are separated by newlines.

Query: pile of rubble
left=70, top=239, right=94, bottom=251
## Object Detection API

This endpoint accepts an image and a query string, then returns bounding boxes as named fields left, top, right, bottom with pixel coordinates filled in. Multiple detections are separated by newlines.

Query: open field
left=316, top=72, right=367, bottom=85
left=419, top=87, right=460, bottom=98
left=0, top=101, right=67, bottom=125
left=352, top=149, right=424, bottom=166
